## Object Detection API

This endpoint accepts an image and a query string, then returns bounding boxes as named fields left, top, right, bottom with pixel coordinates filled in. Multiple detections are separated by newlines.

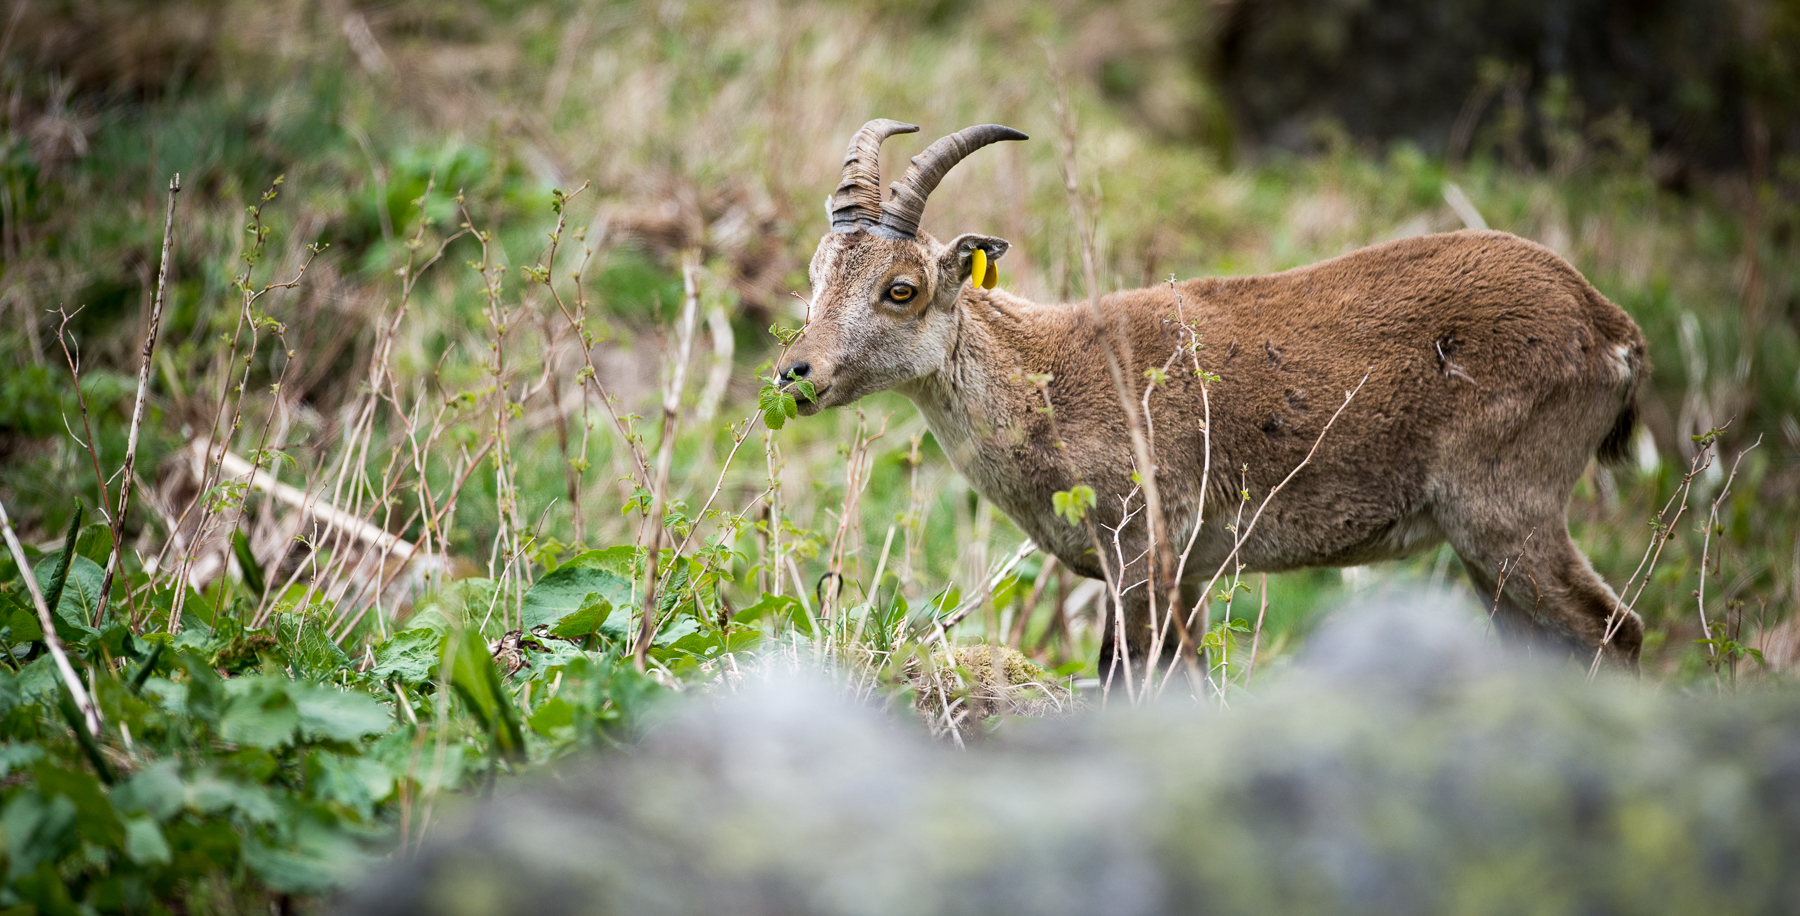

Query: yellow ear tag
left=970, top=248, right=987, bottom=289
left=982, top=260, right=999, bottom=290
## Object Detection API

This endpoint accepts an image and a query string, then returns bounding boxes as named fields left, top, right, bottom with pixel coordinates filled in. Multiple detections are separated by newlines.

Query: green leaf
left=549, top=596, right=616, bottom=640
left=279, top=613, right=351, bottom=678
left=732, top=593, right=802, bottom=626
left=173, top=650, right=228, bottom=724
left=124, top=816, right=173, bottom=865
left=443, top=628, right=525, bottom=762
left=241, top=818, right=371, bottom=893
left=2, top=791, right=78, bottom=877
left=33, top=760, right=123, bottom=848
left=34, top=554, right=104, bottom=638
left=522, top=565, right=633, bottom=631
left=1052, top=485, right=1097, bottom=526
left=292, top=682, right=393, bottom=743
left=309, top=753, right=394, bottom=817
left=115, top=760, right=185, bottom=822
left=758, top=382, right=799, bottom=430
left=653, top=614, right=700, bottom=647
left=3, top=599, right=42, bottom=643
left=232, top=530, right=267, bottom=598
left=183, top=770, right=279, bottom=823
left=220, top=678, right=301, bottom=749
left=528, top=696, right=575, bottom=734
left=371, top=627, right=445, bottom=685
left=38, top=503, right=82, bottom=627
left=410, top=577, right=499, bottom=636
left=0, top=742, right=45, bottom=778
left=15, top=655, right=62, bottom=704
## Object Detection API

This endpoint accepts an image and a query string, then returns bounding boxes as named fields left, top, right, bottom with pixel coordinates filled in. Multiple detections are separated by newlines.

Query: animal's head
left=780, top=120, right=1026, bottom=414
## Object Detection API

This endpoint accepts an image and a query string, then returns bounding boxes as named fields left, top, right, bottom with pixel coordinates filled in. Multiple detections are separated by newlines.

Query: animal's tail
left=1597, top=396, right=1637, bottom=466
left=1597, top=330, right=1648, bottom=467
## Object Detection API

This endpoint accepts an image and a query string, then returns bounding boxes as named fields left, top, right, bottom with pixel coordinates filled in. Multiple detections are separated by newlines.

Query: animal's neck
left=897, top=289, right=1069, bottom=488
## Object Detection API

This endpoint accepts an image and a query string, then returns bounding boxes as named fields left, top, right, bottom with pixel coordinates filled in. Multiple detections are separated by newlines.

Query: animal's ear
left=941, top=233, right=1011, bottom=290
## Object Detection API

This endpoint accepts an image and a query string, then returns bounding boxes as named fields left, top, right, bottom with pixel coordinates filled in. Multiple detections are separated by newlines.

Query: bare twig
left=1050, top=59, right=1199, bottom=688
left=925, top=539, right=1039, bottom=636
left=0, top=497, right=100, bottom=734
left=1694, top=435, right=1759, bottom=682
left=1588, top=424, right=1729, bottom=678
left=101, top=173, right=178, bottom=631
left=634, top=254, right=702, bottom=670
left=1182, top=372, right=1370, bottom=637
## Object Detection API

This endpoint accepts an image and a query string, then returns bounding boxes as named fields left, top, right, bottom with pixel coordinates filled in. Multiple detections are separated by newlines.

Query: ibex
left=782, top=119, right=1648, bottom=680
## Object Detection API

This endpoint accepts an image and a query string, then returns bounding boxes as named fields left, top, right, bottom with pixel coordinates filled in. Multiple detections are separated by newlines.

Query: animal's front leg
left=1096, top=570, right=1205, bottom=697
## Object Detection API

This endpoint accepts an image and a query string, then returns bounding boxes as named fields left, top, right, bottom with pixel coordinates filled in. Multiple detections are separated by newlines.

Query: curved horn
left=829, top=119, right=920, bottom=233
left=877, top=124, right=1028, bottom=239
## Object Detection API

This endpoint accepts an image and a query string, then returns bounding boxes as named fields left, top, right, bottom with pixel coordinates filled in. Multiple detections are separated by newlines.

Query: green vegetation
left=1, top=0, right=1796, bottom=910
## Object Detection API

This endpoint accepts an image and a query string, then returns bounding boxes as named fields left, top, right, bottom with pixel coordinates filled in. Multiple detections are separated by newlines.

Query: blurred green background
left=2, top=0, right=1797, bottom=679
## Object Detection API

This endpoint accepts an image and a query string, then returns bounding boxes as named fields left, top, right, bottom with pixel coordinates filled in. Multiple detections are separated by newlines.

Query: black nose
left=780, top=361, right=811, bottom=381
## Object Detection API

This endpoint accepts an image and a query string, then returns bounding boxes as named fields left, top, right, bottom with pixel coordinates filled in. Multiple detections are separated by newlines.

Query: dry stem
left=0, top=497, right=100, bottom=734
left=100, top=173, right=178, bottom=630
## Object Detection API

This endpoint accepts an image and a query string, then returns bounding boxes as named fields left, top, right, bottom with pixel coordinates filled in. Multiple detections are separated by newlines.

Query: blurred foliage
left=343, top=603, right=1800, bottom=916
left=1213, top=0, right=1800, bottom=178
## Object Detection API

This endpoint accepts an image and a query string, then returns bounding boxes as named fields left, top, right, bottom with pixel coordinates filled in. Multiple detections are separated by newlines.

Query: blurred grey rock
left=342, top=591, right=1800, bottom=916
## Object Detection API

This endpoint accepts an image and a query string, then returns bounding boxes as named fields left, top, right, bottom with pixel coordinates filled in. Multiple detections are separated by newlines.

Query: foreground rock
left=341, top=592, right=1800, bottom=916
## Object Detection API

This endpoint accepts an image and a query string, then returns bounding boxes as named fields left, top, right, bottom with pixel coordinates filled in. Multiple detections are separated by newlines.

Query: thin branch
left=0, top=497, right=100, bottom=734
left=100, top=173, right=178, bottom=631
left=1183, top=371, right=1371, bottom=634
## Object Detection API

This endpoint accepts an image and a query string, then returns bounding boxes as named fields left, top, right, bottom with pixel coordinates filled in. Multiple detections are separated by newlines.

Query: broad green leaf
left=528, top=696, right=575, bottom=734
left=0, top=742, right=45, bottom=778
left=242, top=818, right=370, bottom=893
left=74, top=521, right=113, bottom=566
left=664, top=627, right=760, bottom=660
left=220, top=678, right=300, bottom=749
left=15, top=655, right=62, bottom=704
left=371, top=627, right=444, bottom=684
left=124, top=816, right=173, bottom=865
left=563, top=545, right=645, bottom=578
left=549, top=596, right=615, bottom=640
left=310, top=753, right=394, bottom=818
left=279, top=613, right=351, bottom=678
left=292, top=682, right=392, bottom=743
left=522, top=565, right=633, bottom=631
left=184, top=770, right=279, bottom=823
left=733, top=593, right=802, bottom=626
left=652, top=614, right=700, bottom=647
left=34, top=554, right=104, bottom=638
left=115, top=760, right=185, bottom=821
left=3, top=600, right=42, bottom=643
left=2, top=792, right=78, bottom=877
left=34, top=760, right=124, bottom=847
left=174, top=650, right=228, bottom=723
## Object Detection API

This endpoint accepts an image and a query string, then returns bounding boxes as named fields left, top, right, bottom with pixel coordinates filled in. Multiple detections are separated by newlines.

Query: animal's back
left=1130, top=229, right=1643, bottom=572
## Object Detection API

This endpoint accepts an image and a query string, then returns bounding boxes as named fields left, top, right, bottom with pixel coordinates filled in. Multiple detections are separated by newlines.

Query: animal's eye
left=887, top=283, right=916, bottom=303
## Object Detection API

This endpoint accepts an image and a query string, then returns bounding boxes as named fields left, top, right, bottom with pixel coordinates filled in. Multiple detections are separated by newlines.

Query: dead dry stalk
left=1049, top=59, right=1200, bottom=691
left=101, top=173, right=178, bottom=631
left=0, top=497, right=100, bottom=734
left=633, top=255, right=702, bottom=670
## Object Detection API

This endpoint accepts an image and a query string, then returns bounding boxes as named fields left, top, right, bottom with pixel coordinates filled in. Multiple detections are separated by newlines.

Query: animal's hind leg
left=1452, top=525, right=1641, bottom=668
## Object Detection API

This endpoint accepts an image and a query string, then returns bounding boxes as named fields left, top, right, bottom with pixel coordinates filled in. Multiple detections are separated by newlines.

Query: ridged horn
left=829, top=119, right=920, bottom=233
left=877, top=124, right=1028, bottom=239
